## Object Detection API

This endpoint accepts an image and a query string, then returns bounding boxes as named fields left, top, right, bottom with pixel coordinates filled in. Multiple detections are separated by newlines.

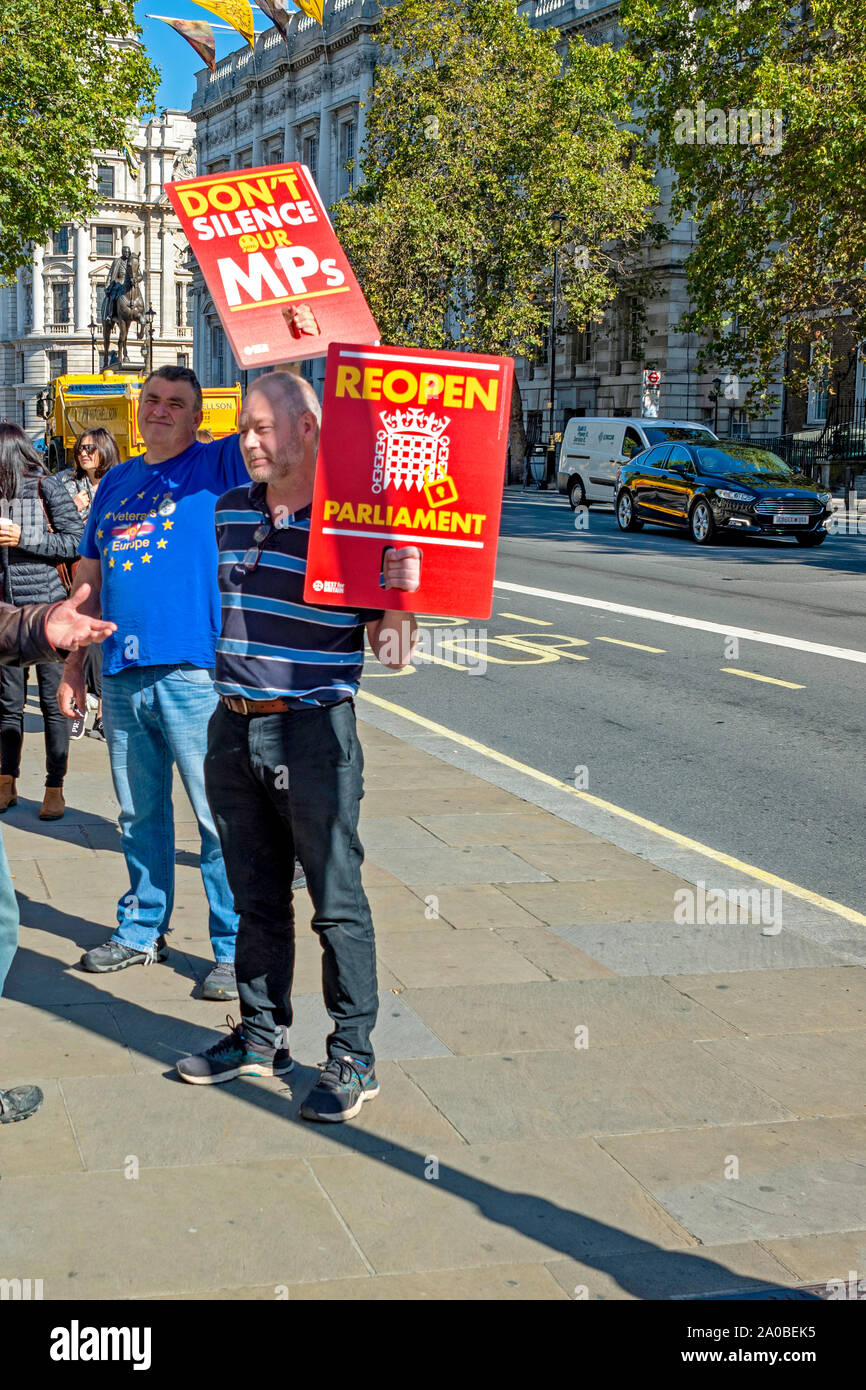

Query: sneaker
left=176, top=1016, right=293, bottom=1085
left=80, top=936, right=168, bottom=973
left=69, top=713, right=86, bottom=740
left=201, top=960, right=238, bottom=1000
left=0, top=1083, right=43, bottom=1124
left=88, top=717, right=106, bottom=742
left=300, top=1054, right=379, bottom=1123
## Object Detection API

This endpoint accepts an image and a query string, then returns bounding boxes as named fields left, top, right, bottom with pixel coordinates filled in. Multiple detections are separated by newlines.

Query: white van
left=557, top=418, right=718, bottom=508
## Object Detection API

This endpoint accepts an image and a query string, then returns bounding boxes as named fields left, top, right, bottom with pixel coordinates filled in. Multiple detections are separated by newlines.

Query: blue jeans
left=204, top=700, right=378, bottom=1062
left=0, top=831, right=19, bottom=999
left=101, top=664, right=238, bottom=961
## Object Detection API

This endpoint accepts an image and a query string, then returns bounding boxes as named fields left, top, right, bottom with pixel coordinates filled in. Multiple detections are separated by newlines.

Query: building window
left=176, top=282, right=187, bottom=328
left=96, top=164, right=115, bottom=198
left=207, top=158, right=231, bottom=174
left=211, top=323, right=226, bottom=386
left=95, top=226, right=115, bottom=256
left=47, top=349, right=67, bottom=378
left=265, top=137, right=283, bottom=164
left=571, top=326, right=592, bottom=368
left=338, top=120, right=356, bottom=196
left=177, top=353, right=189, bottom=368
left=237, top=147, right=253, bottom=170
left=52, top=282, right=70, bottom=324
left=807, top=343, right=829, bottom=423
left=52, top=226, right=70, bottom=256
left=303, top=132, right=318, bottom=172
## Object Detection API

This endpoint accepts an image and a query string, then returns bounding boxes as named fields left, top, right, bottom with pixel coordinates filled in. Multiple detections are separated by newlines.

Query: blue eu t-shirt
left=80, top=435, right=248, bottom=675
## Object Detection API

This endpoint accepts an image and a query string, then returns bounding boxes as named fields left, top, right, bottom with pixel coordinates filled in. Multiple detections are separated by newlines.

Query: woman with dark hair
left=59, top=429, right=120, bottom=739
left=0, top=423, right=84, bottom=819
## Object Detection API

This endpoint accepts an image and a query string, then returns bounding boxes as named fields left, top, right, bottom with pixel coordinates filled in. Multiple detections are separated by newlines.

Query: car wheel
left=616, top=490, right=643, bottom=532
left=568, top=476, right=587, bottom=510
left=689, top=499, right=716, bottom=545
left=795, top=531, right=827, bottom=546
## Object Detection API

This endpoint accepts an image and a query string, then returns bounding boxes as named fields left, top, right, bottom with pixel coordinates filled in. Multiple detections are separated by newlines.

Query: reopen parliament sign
left=166, top=162, right=379, bottom=367
left=304, top=343, right=514, bottom=618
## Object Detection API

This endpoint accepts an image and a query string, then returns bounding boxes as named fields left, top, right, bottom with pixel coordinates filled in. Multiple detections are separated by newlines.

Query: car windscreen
left=642, top=427, right=717, bottom=444
left=695, top=446, right=795, bottom=477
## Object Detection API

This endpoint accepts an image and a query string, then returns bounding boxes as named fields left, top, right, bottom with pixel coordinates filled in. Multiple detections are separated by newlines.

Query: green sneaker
left=176, top=1017, right=293, bottom=1085
left=300, top=1055, right=379, bottom=1123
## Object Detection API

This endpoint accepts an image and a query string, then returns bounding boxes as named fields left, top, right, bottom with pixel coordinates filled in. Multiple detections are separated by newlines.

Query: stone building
left=0, top=111, right=197, bottom=433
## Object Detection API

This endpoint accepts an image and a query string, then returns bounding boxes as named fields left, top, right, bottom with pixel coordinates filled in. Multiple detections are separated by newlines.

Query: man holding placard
left=176, top=372, right=421, bottom=1123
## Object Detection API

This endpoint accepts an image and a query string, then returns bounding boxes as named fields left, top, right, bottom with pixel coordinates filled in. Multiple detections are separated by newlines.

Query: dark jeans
left=0, top=662, right=69, bottom=786
left=83, top=643, right=102, bottom=700
left=204, top=699, right=378, bottom=1063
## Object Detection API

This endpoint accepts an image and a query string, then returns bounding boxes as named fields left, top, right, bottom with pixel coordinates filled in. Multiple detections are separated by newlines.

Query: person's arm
left=0, top=586, right=114, bottom=668
left=11, top=475, right=84, bottom=561
left=365, top=547, right=421, bottom=669
left=57, top=558, right=103, bottom=717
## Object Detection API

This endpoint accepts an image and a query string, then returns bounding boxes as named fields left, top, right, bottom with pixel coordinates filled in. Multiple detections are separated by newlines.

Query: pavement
left=0, top=693, right=864, bottom=1302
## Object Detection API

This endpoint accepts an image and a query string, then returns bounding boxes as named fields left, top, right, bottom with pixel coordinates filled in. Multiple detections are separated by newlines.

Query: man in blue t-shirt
left=58, top=365, right=247, bottom=1000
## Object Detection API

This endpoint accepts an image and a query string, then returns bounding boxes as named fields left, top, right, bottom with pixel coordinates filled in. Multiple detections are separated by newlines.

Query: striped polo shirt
left=214, top=481, right=384, bottom=706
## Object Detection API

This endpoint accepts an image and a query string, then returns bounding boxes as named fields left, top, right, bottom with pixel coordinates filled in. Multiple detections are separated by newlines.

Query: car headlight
left=715, top=489, right=755, bottom=503
left=818, top=492, right=832, bottom=505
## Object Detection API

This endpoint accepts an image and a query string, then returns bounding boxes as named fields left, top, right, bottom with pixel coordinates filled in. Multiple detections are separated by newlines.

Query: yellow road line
left=356, top=690, right=866, bottom=927
left=721, top=668, right=805, bottom=690
left=498, top=612, right=552, bottom=626
left=596, top=636, right=666, bottom=653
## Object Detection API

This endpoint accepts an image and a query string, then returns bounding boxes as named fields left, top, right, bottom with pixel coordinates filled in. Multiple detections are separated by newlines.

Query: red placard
left=165, top=162, right=379, bottom=368
left=304, top=343, right=513, bottom=619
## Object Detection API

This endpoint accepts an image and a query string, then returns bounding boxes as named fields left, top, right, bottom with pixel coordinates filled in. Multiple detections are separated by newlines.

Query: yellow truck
left=38, top=371, right=242, bottom=471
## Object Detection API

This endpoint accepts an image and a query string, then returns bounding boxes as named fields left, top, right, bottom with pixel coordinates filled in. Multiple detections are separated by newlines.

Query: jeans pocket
left=175, top=665, right=215, bottom=685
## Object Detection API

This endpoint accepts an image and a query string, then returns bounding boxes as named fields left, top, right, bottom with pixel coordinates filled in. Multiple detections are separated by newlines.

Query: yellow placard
left=188, top=0, right=254, bottom=47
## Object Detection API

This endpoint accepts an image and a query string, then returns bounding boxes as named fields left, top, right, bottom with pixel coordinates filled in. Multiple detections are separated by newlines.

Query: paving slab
left=668, top=967, right=866, bottom=1034
left=544, top=1242, right=799, bottom=1301
left=401, top=978, right=741, bottom=1055
left=307, top=1137, right=694, bottom=1276
left=697, top=1032, right=866, bottom=1117
left=0, top=1078, right=84, bottom=1178
left=361, top=785, right=542, bottom=816
left=142, top=1264, right=570, bottom=1300
left=375, top=929, right=549, bottom=989
left=402, top=1043, right=794, bottom=1144
left=363, top=885, right=453, bottom=933
left=497, top=875, right=697, bottom=925
left=59, top=1060, right=460, bottom=1169
left=402, top=884, right=544, bottom=930
left=411, top=814, right=600, bottom=848
left=0, top=998, right=132, bottom=1079
left=355, top=816, right=448, bottom=852
left=599, top=1116, right=866, bottom=1245
left=0, top=1161, right=368, bottom=1299
left=511, top=841, right=683, bottom=882
left=761, top=1230, right=866, bottom=1285
left=3, top=938, right=204, bottom=1008
left=375, top=846, right=550, bottom=886
left=550, top=921, right=846, bottom=977
left=492, top=924, right=616, bottom=980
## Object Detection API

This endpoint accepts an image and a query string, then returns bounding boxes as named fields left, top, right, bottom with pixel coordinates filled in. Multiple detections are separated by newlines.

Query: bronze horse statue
left=100, top=249, right=146, bottom=366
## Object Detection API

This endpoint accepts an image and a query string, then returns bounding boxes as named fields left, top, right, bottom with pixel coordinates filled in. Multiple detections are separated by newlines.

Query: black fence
left=719, top=400, right=866, bottom=484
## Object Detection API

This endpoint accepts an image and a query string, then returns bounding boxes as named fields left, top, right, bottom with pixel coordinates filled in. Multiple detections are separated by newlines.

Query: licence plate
left=773, top=514, right=809, bottom=525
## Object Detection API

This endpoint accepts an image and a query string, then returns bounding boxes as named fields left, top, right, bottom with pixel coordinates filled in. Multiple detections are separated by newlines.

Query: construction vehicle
left=37, top=370, right=242, bottom=471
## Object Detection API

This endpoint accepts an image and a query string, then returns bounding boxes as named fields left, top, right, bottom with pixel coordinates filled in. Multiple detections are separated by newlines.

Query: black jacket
left=1, top=470, right=84, bottom=607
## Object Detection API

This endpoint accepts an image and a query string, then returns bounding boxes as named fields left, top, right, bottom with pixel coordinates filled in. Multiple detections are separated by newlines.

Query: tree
left=621, top=0, right=866, bottom=410
left=0, top=2, right=158, bottom=280
left=334, top=0, right=657, bottom=471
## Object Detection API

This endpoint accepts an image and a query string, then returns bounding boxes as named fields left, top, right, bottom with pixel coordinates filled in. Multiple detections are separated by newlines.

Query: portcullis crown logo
left=373, top=409, right=451, bottom=494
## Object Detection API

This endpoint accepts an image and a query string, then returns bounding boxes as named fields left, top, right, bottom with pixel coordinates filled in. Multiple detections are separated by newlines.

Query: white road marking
left=493, top=580, right=866, bottom=665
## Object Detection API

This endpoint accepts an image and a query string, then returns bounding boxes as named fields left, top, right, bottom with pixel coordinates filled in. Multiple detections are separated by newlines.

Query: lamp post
left=711, top=376, right=722, bottom=436
left=145, top=305, right=156, bottom=374
left=88, top=319, right=98, bottom=374
left=543, top=210, right=565, bottom=489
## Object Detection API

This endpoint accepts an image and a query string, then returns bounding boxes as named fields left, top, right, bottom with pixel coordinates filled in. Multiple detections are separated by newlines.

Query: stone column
left=317, top=71, right=331, bottom=206
left=32, top=246, right=45, bottom=334
left=252, top=97, right=263, bottom=167
left=16, top=275, right=27, bottom=338
left=74, top=225, right=90, bottom=331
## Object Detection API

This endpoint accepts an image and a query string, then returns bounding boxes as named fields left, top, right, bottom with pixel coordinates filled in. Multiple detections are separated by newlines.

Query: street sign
left=643, top=369, right=661, bottom=386
left=165, top=161, right=379, bottom=368
left=304, top=342, right=514, bottom=618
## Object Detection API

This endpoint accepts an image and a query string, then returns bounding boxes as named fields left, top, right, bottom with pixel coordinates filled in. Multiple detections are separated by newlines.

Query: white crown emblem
left=373, top=409, right=451, bottom=494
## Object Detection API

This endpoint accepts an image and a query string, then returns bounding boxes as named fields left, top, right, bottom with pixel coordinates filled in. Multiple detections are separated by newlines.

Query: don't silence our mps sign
left=304, top=343, right=514, bottom=619
left=166, top=162, right=379, bottom=368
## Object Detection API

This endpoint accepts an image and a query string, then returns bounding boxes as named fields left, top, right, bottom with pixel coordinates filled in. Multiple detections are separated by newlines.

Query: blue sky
left=134, top=2, right=275, bottom=112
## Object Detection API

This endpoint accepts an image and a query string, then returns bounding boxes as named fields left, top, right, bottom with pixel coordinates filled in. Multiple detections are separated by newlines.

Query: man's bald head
left=238, top=371, right=321, bottom=488
left=246, top=371, right=321, bottom=428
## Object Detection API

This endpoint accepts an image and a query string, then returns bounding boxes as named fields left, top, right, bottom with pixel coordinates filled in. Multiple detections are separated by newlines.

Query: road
left=365, top=489, right=866, bottom=914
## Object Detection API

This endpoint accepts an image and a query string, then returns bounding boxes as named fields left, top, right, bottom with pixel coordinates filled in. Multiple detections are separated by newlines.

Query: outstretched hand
left=46, top=584, right=116, bottom=654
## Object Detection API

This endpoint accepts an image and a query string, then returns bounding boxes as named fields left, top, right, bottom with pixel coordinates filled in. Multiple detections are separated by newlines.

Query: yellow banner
left=188, top=0, right=255, bottom=47
left=294, top=0, right=324, bottom=22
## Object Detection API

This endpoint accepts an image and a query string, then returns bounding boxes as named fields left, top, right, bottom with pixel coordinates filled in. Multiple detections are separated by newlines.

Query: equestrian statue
left=100, top=247, right=146, bottom=367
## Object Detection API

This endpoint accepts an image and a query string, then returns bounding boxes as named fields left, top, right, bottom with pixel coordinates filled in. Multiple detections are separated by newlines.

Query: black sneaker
left=88, top=717, right=106, bottom=742
left=201, top=960, right=238, bottom=1000
left=69, top=713, right=86, bottom=740
left=0, top=1083, right=43, bottom=1123
left=176, top=1016, right=293, bottom=1085
left=80, top=936, right=168, bottom=973
left=300, top=1054, right=379, bottom=1123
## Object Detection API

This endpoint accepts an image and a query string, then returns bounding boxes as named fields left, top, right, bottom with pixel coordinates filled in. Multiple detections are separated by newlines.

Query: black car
left=615, top=441, right=833, bottom=546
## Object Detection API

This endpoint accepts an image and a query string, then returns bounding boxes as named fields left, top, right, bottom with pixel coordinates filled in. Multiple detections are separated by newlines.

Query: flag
left=124, top=143, right=141, bottom=176
left=256, top=0, right=292, bottom=35
left=151, top=16, right=217, bottom=71
left=188, top=0, right=255, bottom=47
left=293, top=0, right=324, bottom=22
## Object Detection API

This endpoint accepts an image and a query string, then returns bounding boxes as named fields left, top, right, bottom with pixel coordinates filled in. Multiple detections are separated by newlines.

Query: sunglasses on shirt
left=239, top=521, right=275, bottom=573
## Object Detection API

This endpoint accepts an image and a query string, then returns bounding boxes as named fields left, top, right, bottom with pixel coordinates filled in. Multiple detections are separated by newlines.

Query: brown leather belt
left=220, top=694, right=353, bottom=717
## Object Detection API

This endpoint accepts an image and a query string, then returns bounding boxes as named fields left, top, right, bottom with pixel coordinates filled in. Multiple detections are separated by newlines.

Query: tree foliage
left=0, top=1, right=158, bottom=279
left=621, top=0, right=866, bottom=407
left=334, top=0, right=657, bottom=364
